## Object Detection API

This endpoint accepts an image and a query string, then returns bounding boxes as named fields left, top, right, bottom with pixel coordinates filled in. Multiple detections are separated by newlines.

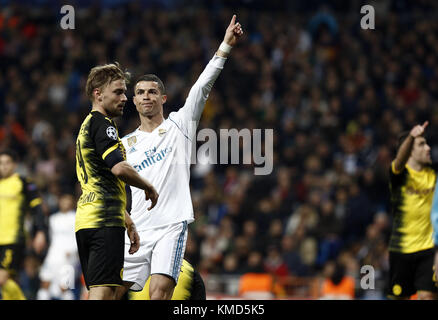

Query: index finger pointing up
left=422, top=121, right=429, bottom=129
left=229, top=14, right=237, bottom=27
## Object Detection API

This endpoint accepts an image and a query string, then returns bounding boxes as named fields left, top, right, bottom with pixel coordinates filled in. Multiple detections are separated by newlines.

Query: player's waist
left=0, top=202, right=24, bottom=215
left=130, top=199, right=192, bottom=216
left=389, top=234, right=434, bottom=253
left=389, top=243, right=434, bottom=254
left=75, top=214, right=125, bottom=232
left=0, top=219, right=23, bottom=235
left=0, top=230, right=24, bottom=246
left=130, top=214, right=194, bottom=232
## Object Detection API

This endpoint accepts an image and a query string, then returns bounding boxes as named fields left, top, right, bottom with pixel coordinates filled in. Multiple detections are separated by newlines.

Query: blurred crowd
left=1, top=0, right=438, bottom=299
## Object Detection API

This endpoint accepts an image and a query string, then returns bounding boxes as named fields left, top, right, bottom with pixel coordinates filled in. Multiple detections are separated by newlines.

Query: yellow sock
left=1, top=279, right=26, bottom=300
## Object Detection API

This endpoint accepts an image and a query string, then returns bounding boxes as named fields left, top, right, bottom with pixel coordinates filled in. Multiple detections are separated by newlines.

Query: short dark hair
left=0, top=149, right=18, bottom=162
left=135, top=74, right=165, bottom=95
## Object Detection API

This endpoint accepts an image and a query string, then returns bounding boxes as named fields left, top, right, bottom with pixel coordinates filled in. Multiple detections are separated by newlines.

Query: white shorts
left=123, top=221, right=188, bottom=291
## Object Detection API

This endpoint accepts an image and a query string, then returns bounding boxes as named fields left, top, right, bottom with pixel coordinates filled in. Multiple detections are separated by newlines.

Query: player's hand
left=223, top=15, right=243, bottom=47
left=33, top=230, right=46, bottom=254
left=144, top=184, right=159, bottom=211
left=127, top=222, right=140, bottom=254
left=410, top=121, right=428, bottom=138
left=434, top=250, right=438, bottom=286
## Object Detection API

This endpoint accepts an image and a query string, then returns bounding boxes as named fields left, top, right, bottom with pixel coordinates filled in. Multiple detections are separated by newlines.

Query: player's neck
left=2, top=172, right=16, bottom=179
left=407, top=158, right=423, bottom=171
left=91, top=104, right=111, bottom=118
left=139, top=113, right=164, bottom=133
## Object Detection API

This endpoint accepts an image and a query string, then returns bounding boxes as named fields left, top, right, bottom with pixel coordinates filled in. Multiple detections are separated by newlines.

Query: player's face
left=0, top=155, right=17, bottom=179
left=100, top=79, right=128, bottom=118
left=59, top=195, right=74, bottom=212
left=133, top=81, right=167, bottom=117
left=411, top=136, right=432, bottom=165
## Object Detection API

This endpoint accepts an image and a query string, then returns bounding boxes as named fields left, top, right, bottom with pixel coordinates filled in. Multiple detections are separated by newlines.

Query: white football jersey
left=122, top=55, right=226, bottom=231
left=44, top=210, right=77, bottom=265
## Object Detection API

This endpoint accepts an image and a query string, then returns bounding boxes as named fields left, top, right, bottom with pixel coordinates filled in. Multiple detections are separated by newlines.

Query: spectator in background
left=320, top=260, right=355, bottom=300
left=314, top=199, right=343, bottom=267
left=281, top=235, right=310, bottom=277
left=18, top=253, right=41, bottom=300
left=221, top=252, right=244, bottom=275
left=238, top=251, right=276, bottom=299
left=263, top=244, right=289, bottom=278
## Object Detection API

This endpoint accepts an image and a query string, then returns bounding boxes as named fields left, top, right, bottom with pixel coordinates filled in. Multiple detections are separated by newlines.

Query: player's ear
left=161, top=94, right=167, bottom=104
left=94, top=88, right=103, bottom=102
left=132, top=94, right=139, bottom=106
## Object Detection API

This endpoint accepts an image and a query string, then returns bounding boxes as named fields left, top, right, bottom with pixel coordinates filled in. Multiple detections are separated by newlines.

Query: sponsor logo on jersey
left=133, top=146, right=173, bottom=171
left=145, top=147, right=157, bottom=157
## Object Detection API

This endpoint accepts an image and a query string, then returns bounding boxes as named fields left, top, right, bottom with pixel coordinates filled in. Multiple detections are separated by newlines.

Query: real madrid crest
left=127, top=136, right=137, bottom=147
left=158, top=128, right=167, bottom=137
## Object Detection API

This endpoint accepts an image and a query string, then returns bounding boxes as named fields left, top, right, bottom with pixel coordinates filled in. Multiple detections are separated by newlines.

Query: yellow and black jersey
left=75, top=110, right=127, bottom=232
left=389, top=161, right=436, bottom=253
left=129, top=259, right=206, bottom=300
left=0, top=173, right=45, bottom=245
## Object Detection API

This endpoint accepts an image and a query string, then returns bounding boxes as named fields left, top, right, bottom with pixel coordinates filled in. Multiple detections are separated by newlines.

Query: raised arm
left=393, top=121, right=428, bottom=173
left=216, top=14, right=244, bottom=58
left=179, top=15, right=244, bottom=123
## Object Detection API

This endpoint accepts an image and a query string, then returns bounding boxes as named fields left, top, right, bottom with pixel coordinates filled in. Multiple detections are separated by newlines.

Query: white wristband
left=219, top=42, right=233, bottom=53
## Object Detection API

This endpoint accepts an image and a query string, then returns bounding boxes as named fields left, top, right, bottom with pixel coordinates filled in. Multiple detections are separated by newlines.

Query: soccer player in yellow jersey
left=75, top=62, right=158, bottom=300
left=388, top=121, right=437, bottom=300
left=0, top=149, right=47, bottom=300
left=129, top=259, right=206, bottom=300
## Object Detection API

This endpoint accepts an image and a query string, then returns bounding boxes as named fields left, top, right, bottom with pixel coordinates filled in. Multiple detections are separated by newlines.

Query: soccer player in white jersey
left=114, top=15, right=243, bottom=300
left=38, top=195, right=79, bottom=300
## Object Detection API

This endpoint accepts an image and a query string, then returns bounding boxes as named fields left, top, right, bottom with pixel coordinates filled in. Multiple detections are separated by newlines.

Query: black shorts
left=76, top=227, right=125, bottom=290
left=387, top=248, right=437, bottom=298
left=0, top=244, right=25, bottom=277
left=190, top=269, right=206, bottom=300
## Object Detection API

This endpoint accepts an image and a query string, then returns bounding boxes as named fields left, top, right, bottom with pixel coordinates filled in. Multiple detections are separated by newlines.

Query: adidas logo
left=128, top=147, right=137, bottom=154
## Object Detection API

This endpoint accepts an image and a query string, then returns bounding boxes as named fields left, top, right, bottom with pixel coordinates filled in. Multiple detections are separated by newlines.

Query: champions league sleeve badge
left=106, top=126, right=118, bottom=140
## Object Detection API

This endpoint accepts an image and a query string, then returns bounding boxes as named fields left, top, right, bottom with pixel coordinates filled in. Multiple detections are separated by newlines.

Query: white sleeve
left=48, top=216, right=54, bottom=240
left=169, top=54, right=227, bottom=135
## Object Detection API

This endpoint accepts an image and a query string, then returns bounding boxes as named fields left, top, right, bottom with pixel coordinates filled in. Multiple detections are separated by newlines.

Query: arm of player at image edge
left=392, top=121, right=428, bottom=173
left=25, top=178, right=48, bottom=254
left=431, top=178, right=438, bottom=278
left=181, top=14, right=244, bottom=123
left=111, top=160, right=159, bottom=210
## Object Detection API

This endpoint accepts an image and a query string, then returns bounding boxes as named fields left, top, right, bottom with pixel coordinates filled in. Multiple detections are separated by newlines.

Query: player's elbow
left=111, top=161, right=128, bottom=178
left=392, top=159, right=405, bottom=174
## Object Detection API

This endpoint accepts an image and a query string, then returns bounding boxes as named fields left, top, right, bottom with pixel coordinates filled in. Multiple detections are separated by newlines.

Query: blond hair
left=85, top=62, right=130, bottom=102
